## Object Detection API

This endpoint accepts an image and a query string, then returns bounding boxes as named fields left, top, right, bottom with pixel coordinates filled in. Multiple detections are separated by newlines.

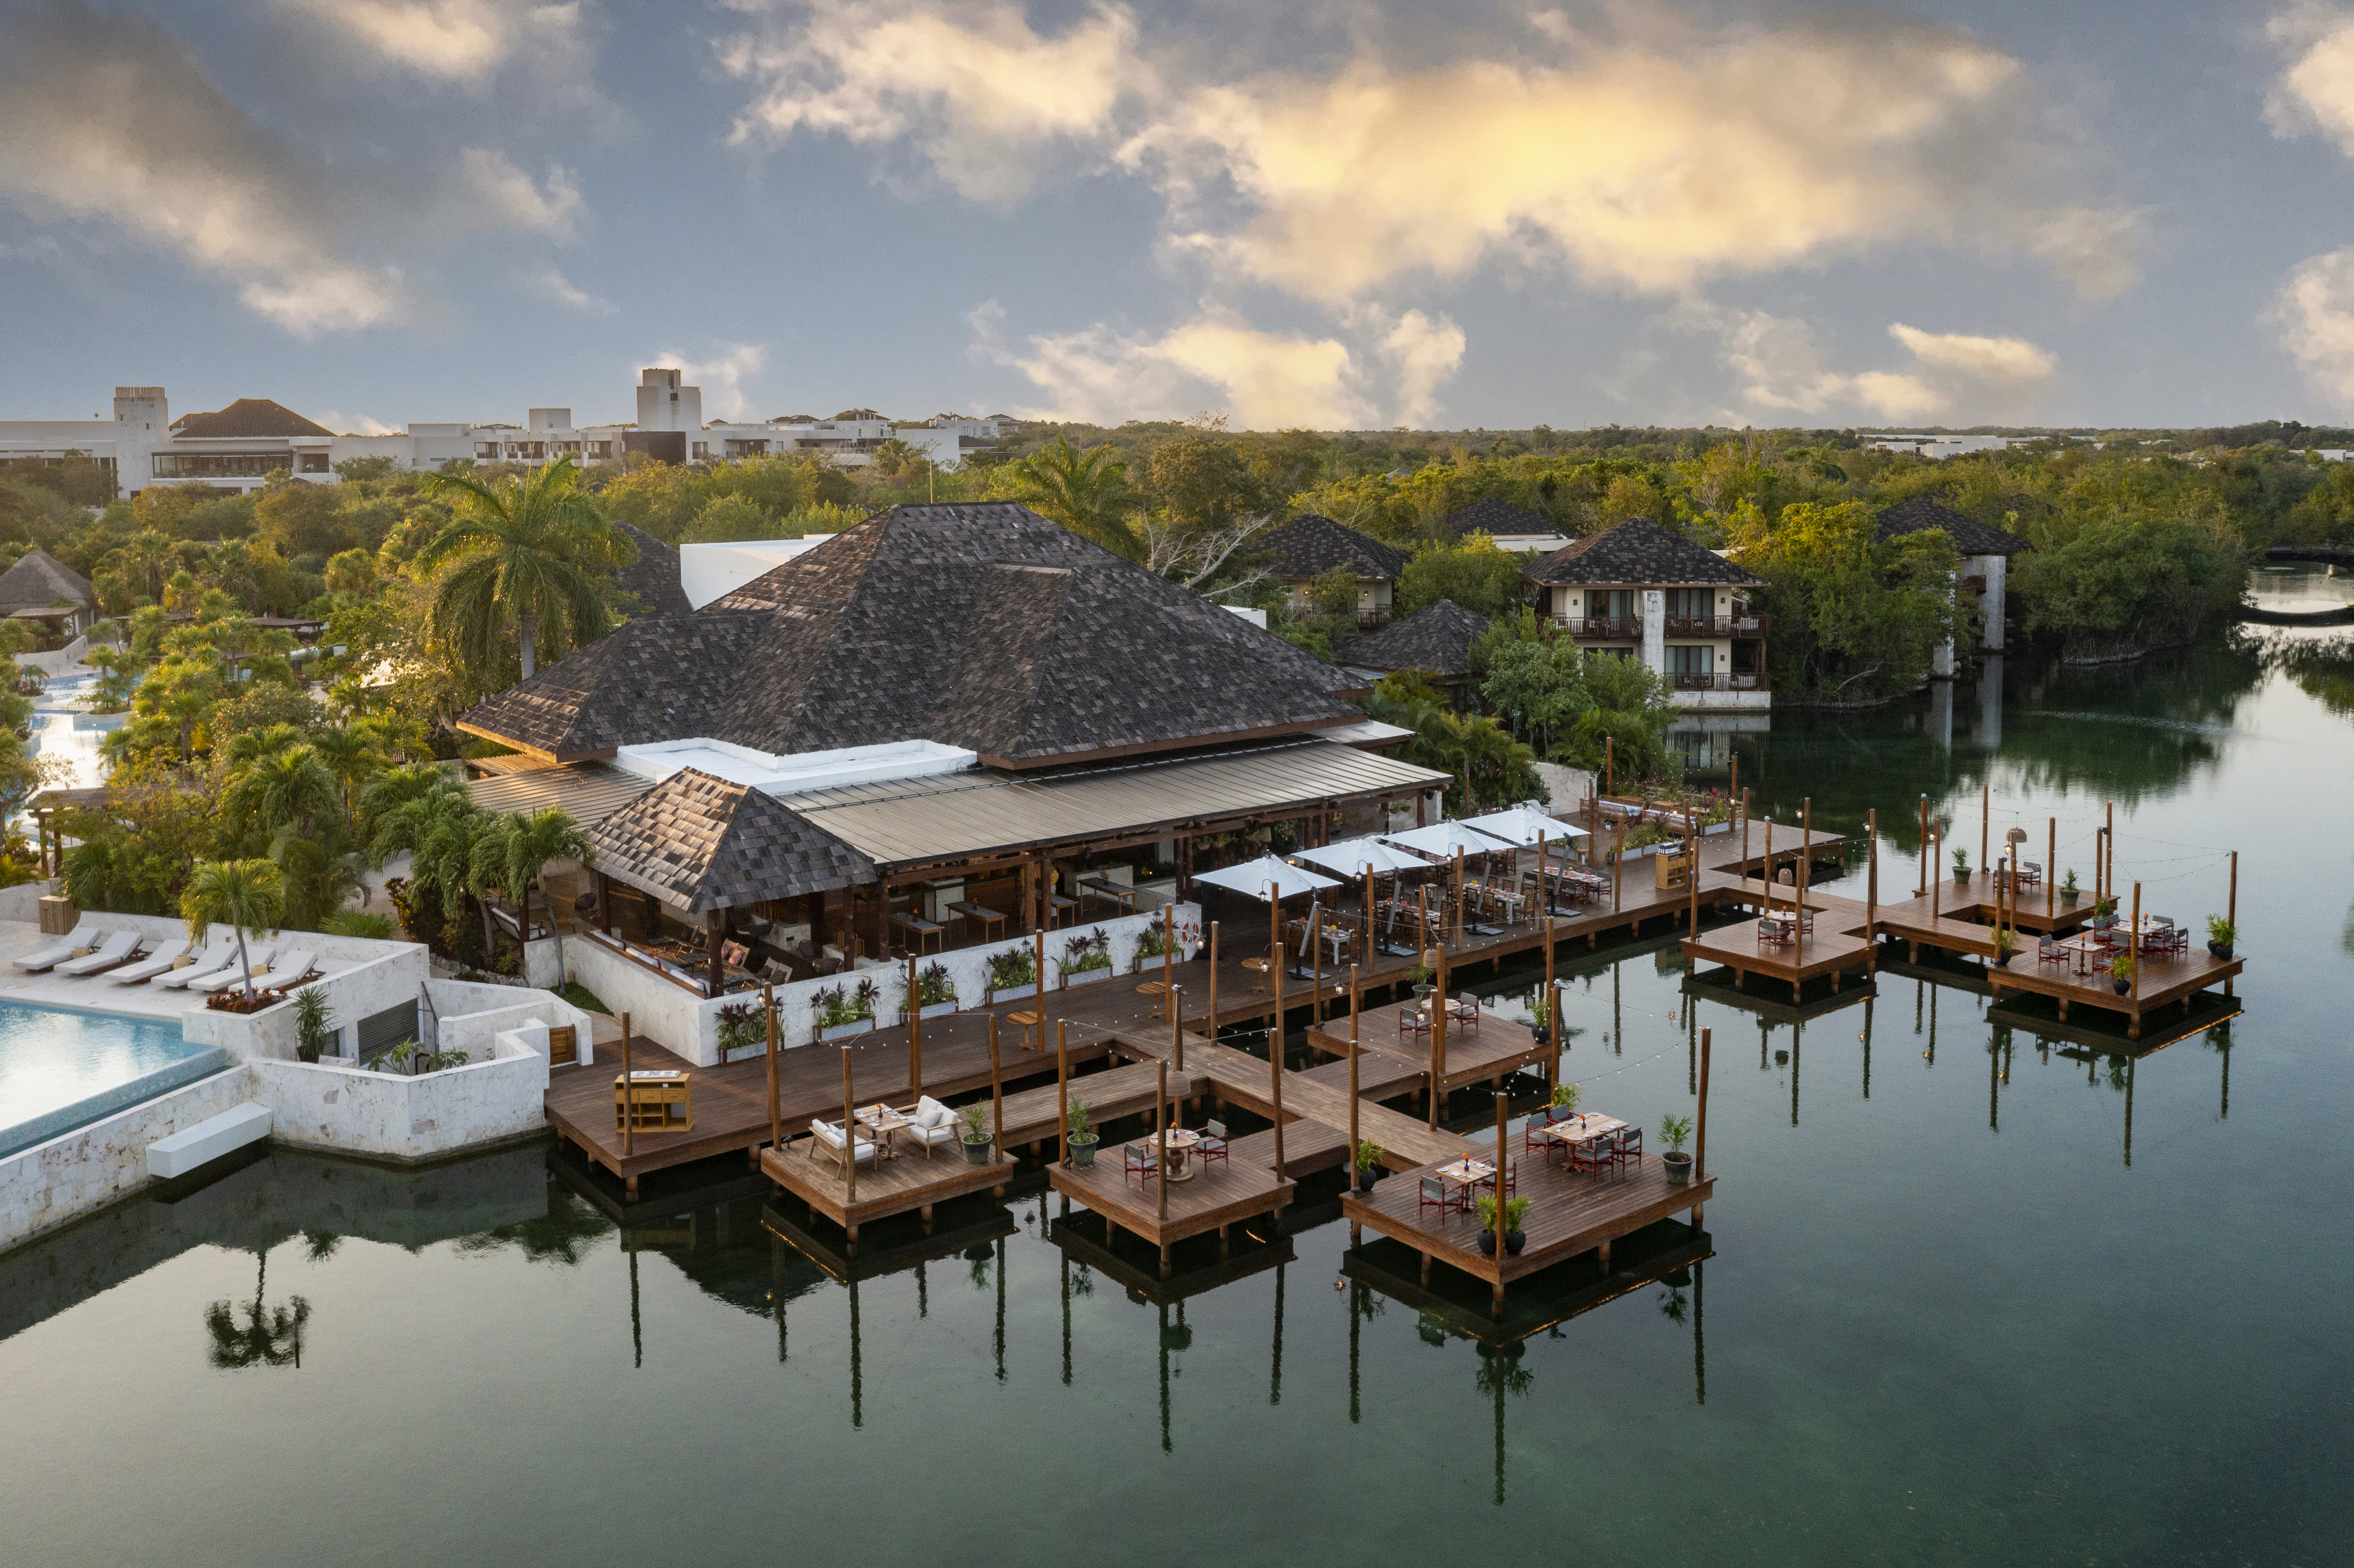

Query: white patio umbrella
left=1190, top=854, right=1341, bottom=902
left=1379, top=820, right=1504, bottom=860
left=1294, top=836, right=1420, bottom=879
left=1460, top=804, right=1592, bottom=847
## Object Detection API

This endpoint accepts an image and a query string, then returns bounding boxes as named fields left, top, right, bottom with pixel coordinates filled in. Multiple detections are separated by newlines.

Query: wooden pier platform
left=1342, top=1146, right=1714, bottom=1316
left=1345, top=1223, right=1713, bottom=1347
left=759, top=1132, right=1018, bottom=1242
left=1679, top=917, right=1876, bottom=1002
left=1047, top=1142, right=1295, bottom=1277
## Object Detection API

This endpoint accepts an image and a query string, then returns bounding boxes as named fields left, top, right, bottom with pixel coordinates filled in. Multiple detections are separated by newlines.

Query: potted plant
left=986, top=947, right=1037, bottom=1003
left=1527, top=992, right=1551, bottom=1046
left=962, top=1103, right=994, bottom=1164
left=1067, top=1100, right=1098, bottom=1167
left=1133, top=922, right=1169, bottom=972
left=1992, top=927, right=2016, bottom=967
left=715, top=1001, right=763, bottom=1062
left=1474, top=1194, right=1531, bottom=1256
left=1406, top=961, right=1432, bottom=1001
left=1058, top=929, right=1114, bottom=988
left=1352, top=1139, right=1383, bottom=1193
left=292, top=985, right=333, bottom=1064
left=2108, top=949, right=2136, bottom=996
left=1660, top=1113, right=1694, bottom=1185
left=1550, top=1080, right=1581, bottom=1114
left=2092, top=895, right=2117, bottom=932
left=2206, top=915, right=2235, bottom=961
left=811, top=977, right=879, bottom=1041
left=1951, top=846, right=1972, bottom=884
left=900, top=960, right=959, bottom=1020
left=2059, top=869, right=2080, bottom=907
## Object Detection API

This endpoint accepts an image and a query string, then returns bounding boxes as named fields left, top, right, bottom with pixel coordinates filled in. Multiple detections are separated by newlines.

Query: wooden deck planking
left=995, top=1058, right=1208, bottom=1149
left=1047, top=1142, right=1295, bottom=1260
left=1680, top=918, right=1877, bottom=999
left=759, top=1133, right=1017, bottom=1234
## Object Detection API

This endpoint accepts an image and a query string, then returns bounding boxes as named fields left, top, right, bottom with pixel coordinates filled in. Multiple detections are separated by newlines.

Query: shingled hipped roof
left=583, top=767, right=875, bottom=913
left=1261, top=513, right=1410, bottom=581
left=1523, top=519, right=1764, bottom=587
left=0, top=548, right=93, bottom=612
left=1336, top=599, right=1491, bottom=677
left=462, top=502, right=1363, bottom=767
left=169, top=398, right=333, bottom=439
left=1875, top=497, right=2032, bottom=557
left=608, top=521, right=694, bottom=619
left=1441, top=495, right=1553, bottom=538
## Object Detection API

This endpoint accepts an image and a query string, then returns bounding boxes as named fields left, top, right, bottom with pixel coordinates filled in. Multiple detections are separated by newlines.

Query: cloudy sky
left=8, top=0, right=2354, bottom=432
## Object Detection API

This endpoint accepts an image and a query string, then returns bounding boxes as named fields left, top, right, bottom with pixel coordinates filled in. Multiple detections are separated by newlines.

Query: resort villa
left=1522, top=519, right=1771, bottom=710
left=1259, top=513, right=1411, bottom=628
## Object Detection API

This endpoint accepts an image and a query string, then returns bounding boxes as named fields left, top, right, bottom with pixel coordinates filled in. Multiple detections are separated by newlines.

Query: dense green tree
left=999, top=436, right=1142, bottom=556
left=416, top=456, right=627, bottom=680
left=1397, top=535, right=1530, bottom=619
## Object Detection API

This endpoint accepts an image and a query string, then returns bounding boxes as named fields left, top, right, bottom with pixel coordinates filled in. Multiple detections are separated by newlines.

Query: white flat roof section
left=678, top=537, right=836, bottom=610
left=612, top=737, right=976, bottom=796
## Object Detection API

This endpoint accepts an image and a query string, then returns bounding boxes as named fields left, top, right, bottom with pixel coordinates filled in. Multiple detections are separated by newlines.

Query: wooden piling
left=840, top=1043, right=856, bottom=1205
left=1347, top=964, right=1361, bottom=1181
left=763, top=985, right=779, bottom=1156
left=1692, top=1027, right=1711, bottom=1231
left=1056, top=1021, right=1069, bottom=1167
left=1866, top=810, right=1878, bottom=973
left=1157, top=1056, right=1169, bottom=1225
left=907, top=952, right=923, bottom=1100
left=620, top=1011, right=633, bottom=1159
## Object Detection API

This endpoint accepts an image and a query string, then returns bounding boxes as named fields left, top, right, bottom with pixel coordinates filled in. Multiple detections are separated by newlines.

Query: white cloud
left=460, top=149, right=585, bottom=236
left=314, top=410, right=401, bottom=436
left=2269, top=3, right=2354, bottom=157
left=0, top=5, right=403, bottom=334
left=1697, top=309, right=2054, bottom=423
left=278, top=0, right=585, bottom=87
left=536, top=265, right=613, bottom=314
left=720, top=0, right=1146, bottom=201
left=656, top=342, right=766, bottom=419
left=2271, top=246, right=2354, bottom=408
left=1886, top=323, right=2058, bottom=383
left=1121, top=16, right=2135, bottom=302
left=976, top=301, right=1471, bottom=429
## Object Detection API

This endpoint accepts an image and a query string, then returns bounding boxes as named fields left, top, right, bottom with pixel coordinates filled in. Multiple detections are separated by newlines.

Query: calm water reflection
left=3, top=627, right=2350, bottom=1565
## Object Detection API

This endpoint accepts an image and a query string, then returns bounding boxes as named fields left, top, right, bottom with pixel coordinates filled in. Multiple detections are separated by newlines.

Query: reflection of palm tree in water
left=1476, top=1343, right=1534, bottom=1506
left=202, top=1246, right=311, bottom=1370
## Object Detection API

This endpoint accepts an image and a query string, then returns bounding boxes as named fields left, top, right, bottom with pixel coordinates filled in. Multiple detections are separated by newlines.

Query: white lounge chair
left=267, top=951, right=321, bottom=988
left=55, top=930, right=142, bottom=976
left=189, top=945, right=277, bottom=993
left=153, top=942, right=243, bottom=989
left=15, top=927, right=101, bottom=972
left=808, top=1118, right=876, bottom=1168
left=899, top=1095, right=961, bottom=1159
left=106, top=938, right=189, bottom=984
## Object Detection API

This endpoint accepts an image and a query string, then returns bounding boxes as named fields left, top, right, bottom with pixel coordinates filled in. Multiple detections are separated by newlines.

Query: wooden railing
left=1551, top=615, right=1642, bottom=638
left=1662, top=614, right=1770, bottom=638
left=1671, top=671, right=1770, bottom=692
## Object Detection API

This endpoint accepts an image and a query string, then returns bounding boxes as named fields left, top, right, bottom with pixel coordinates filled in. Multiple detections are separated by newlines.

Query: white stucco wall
left=249, top=1038, right=548, bottom=1160
left=0, top=1067, right=253, bottom=1251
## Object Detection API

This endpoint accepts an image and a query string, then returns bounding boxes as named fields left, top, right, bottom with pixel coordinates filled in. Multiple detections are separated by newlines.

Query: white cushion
left=916, top=1095, right=954, bottom=1128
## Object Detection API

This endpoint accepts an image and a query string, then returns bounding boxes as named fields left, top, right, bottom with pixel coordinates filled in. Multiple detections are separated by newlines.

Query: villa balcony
left=1662, top=614, right=1771, bottom=638
left=1552, top=615, right=1642, bottom=639
left=1672, top=671, right=1770, bottom=692
left=1356, top=608, right=1392, bottom=630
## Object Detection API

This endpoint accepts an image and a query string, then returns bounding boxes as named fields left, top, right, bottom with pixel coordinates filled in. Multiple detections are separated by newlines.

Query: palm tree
left=470, top=807, right=593, bottom=985
left=361, top=762, right=471, bottom=864
left=1000, top=436, right=1143, bottom=557
left=181, top=858, right=286, bottom=999
left=417, top=455, right=627, bottom=680
left=307, top=726, right=384, bottom=825
left=224, top=745, right=339, bottom=843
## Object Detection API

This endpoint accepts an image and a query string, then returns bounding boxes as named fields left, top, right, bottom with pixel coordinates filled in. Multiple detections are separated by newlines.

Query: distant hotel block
left=0, top=369, right=1006, bottom=495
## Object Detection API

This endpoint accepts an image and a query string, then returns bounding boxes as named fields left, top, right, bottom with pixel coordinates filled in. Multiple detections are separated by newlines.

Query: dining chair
left=1196, top=1120, right=1229, bottom=1168
left=1613, top=1126, right=1644, bottom=1167
left=1417, top=1176, right=1451, bottom=1217
left=1123, top=1141, right=1157, bottom=1186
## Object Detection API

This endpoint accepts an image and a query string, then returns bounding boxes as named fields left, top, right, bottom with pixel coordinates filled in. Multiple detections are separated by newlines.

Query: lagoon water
left=2, top=616, right=2349, bottom=1565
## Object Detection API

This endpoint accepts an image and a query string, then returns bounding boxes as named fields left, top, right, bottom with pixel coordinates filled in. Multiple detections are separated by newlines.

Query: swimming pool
left=0, top=1001, right=227, bottom=1158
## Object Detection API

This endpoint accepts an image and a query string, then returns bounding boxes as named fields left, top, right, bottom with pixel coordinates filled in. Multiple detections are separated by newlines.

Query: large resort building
left=462, top=502, right=1451, bottom=996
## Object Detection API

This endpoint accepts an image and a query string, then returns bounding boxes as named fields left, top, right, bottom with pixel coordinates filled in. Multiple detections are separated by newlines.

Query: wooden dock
left=759, top=1133, right=1018, bottom=1244
left=1342, top=1146, right=1715, bottom=1316
left=1047, top=1142, right=1295, bottom=1277
left=1344, top=1223, right=1713, bottom=1347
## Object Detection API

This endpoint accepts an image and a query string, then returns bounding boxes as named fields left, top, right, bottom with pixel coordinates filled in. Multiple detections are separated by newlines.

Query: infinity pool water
left=0, top=1001, right=214, bottom=1156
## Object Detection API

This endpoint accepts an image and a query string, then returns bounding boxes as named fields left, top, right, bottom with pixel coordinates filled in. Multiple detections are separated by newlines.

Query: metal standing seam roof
left=778, top=740, right=1452, bottom=869
left=467, top=762, right=652, bottom=826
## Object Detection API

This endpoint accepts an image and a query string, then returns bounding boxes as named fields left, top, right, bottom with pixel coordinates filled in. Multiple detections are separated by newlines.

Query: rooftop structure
left=1874, top=497, right=2033, bottom=661
left=1258, top=514, right=1411, bottom=628
left=1523, top=520, right=1769, bottom=709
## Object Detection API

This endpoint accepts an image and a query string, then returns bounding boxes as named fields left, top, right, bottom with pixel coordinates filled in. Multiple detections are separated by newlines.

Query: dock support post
left=1056, top=1022, right=1069, bottom=1166
left=907, top=952, right=923, bottom=1100
left=1866, top=809, right=1878, bottom=974
left=1347, top=964, right=1361, bottom=1181
left=2225, top=852, right=2237, bottom=997
left=1156, top=1056, right=1169, bottom=1226
left=1208, top=920, right=1219, bottom=1038
left=990, top=1018, right=1004, bottom=1157
left=840, top=1041, right=857, bottom=1207
left=619, top=1011, right=633, bottom=1161
left=763, top=986, right=779, bottom=1167
left=1694, top=1027, right=1711, bottom=1227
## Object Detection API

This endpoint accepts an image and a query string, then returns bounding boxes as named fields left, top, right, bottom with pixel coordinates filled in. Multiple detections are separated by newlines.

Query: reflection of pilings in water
left=1688, top=1009, right=1697, bottom=1095
left=1914, top=979, right=1923, bottom=1036
left=629, top=1248, right=643, bottom=1370
left=850, top=1279, right=863, bottom=1430
left=1158, top=1302, right=1172, bottom=1455
left=1694, top=1259, right=1706, bottom=1406
left=2124, top=1058, right=2136, bottom=1168
left=1989, top=1034, right=2000, bottom=1133
left=1790, top=1020, right=1801, bottom=1127
left=1269, top=1259, right=1285, bottom=1406
left=1759, top=1018, right=1769, bottom=1072
left=1348, top=1282, right=1362, bottom=1425
left=1927, top=983, right=1938, bottom=1067
left=994, top=1236, right=1007, bottom=1383
left=1060, top=1252, right=1072, bottom=1387
left=773, top=1234, right=788, bottom=1363
left=1492, top=1355, right=1507, bottom=1508
left=1613, top=964, right=1622, bottom=1056
left=917, top=1259, right=928, bottom=1318
left=2220, top=1042, right=2231, bottom=1119
left=1862, top=995, right=1874, bottom=1100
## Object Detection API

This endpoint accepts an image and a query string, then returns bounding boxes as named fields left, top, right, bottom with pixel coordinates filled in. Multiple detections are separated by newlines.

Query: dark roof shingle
left=1336, top=599, right=1491, bottom=677
left=607, top=521, right=694, bottom=619
left=169, top=399, right=333, bottom=439
left=1523, top=519, right=1764, bottom=587
left=1441, top=495, right=1554, bottom=538
left=1875, top=497, right=2032, bottom=557
left=464, top=502, right=1363, bottom=765
left=1259, top=514, right=1410, bottom=581
left=582, top=767, right=876, bottom=912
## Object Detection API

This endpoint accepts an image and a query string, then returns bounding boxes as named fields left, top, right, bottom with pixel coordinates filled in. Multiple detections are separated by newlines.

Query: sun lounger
left=265, top=951, right=320, bottom=988
left=15, top=927, right=101, bottom=972
left=106, top=938, right=190, bottom=984
left=152, top=942, right=243, bottom=989
left=55, top=930, right=143, bottom=976
left=189, top=944, right=277, bottom=993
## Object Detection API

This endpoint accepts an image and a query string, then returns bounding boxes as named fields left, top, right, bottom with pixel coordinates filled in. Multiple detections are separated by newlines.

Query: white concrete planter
left=987, top=983, right=1038, bottom=1005
left=1132, top=952, right=1173, bottom=974
left=1060, top=965, right=1115, bottom=989
left=900, top=1001, right=959, bottom=1022
left=816, top=1018, right=877, bottom=1041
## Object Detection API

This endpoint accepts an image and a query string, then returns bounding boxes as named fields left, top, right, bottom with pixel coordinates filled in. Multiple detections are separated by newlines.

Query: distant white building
left=0, top=371, right=1002, bottom=495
